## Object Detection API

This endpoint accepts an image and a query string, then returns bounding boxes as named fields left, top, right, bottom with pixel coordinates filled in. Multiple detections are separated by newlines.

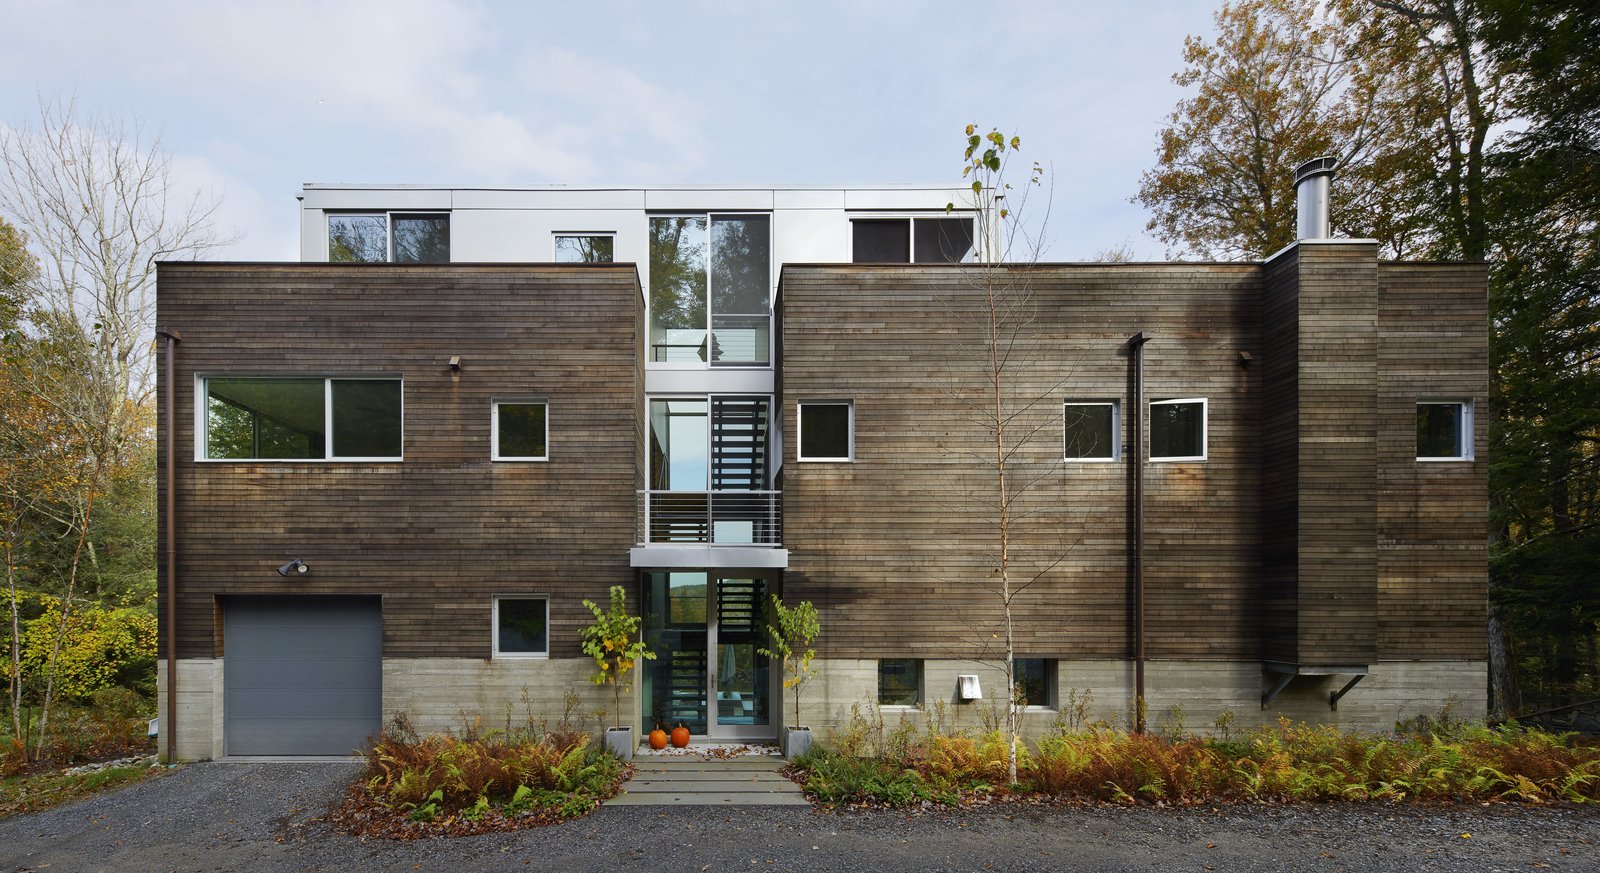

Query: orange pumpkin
left=648, top=726, right=668, bottom=750
left=670, top=724, right=691, bottom=748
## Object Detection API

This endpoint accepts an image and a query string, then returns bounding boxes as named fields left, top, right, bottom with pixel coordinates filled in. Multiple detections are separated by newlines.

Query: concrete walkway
left=608, top=754, right=810, bottom=806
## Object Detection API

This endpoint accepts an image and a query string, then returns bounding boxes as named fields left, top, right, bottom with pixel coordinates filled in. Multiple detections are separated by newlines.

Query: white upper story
left=298, top=184, right=980, bottom=396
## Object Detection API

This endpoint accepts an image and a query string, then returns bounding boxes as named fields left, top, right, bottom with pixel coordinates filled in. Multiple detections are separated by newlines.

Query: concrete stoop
left=607, top=755, right=810, bottom=806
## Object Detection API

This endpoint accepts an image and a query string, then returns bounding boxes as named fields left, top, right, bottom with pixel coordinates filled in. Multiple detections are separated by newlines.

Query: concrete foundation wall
left=797, top=658, right=1487, bottom=742
left=381, top=658, right=620, bottom=738
left=156, top=659, right=224, bottom=762
left=161, top=655, right=1486, bottom=761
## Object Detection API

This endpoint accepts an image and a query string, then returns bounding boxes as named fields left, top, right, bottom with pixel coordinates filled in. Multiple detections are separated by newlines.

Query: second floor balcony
left=638, top=490, right=782, bottom=547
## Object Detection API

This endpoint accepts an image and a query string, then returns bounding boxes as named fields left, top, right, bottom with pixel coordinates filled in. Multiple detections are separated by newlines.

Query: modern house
left=155, top=175, right=1488, bottom=760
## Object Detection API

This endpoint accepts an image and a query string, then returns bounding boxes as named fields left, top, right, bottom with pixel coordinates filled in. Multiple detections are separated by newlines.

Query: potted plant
left=581, top=585, right=656, bottom=761
left=757, top=595, right=820, bottom=758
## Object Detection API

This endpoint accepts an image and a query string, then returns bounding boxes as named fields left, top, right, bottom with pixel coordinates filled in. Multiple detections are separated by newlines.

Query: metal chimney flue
left=1294, top=156, right=1337, bottom=240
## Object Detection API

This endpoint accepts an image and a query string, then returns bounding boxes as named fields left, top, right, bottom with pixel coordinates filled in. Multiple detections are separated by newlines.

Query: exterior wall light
left=276, top=559, right=309, bottom=577
left=956, top=674, right=982, bottom=702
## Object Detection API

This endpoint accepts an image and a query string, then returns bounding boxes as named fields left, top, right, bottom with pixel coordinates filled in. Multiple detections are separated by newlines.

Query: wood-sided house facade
left=155, top=184, right=1487, bottom=760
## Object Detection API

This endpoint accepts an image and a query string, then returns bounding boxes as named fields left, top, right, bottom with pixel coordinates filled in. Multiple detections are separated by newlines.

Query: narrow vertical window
left=798, top=401, right=852, bottom=462
left=1417, top=401, right=1471, bottom=460
left=493, top=401, right=549, bottom=461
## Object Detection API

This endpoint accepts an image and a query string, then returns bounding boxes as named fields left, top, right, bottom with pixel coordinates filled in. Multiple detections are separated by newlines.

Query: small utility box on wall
left=956, top=674, right=982, bottom=702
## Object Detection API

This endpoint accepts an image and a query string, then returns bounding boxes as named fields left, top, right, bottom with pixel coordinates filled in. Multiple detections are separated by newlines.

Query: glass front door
left=643, top=572, right=773, bottom=740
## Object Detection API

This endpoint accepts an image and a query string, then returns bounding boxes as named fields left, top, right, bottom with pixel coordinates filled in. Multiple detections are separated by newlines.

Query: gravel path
left=1, top=762, right=1598, bottom=872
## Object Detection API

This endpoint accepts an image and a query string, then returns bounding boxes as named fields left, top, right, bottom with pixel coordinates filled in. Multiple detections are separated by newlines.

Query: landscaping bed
left=327, top=715, right=631, bottom=840
left=786, top=716, right=1600, bottom=809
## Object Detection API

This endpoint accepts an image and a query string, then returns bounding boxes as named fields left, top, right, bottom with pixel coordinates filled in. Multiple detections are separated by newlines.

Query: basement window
left=1011, top=658, right=1056, bottom=709
left=493, top=596, right=549, bottom=658
left=878, top=659, right=923, bottom=707
left=1150, top=398, right=1207, bottom=461
left=493, top=400, right=549, bottom=461
left=1417, top=401, right=1472, bottom=460
left=1065, top=401, right=1119, bottom=461
left=202, top=376, right=402, bottom=461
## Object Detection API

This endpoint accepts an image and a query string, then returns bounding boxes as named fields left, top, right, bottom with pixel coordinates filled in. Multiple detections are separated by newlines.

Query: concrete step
left=606, top=791, right=811, bottom=806
left=607, top=754, right=808, bottom=807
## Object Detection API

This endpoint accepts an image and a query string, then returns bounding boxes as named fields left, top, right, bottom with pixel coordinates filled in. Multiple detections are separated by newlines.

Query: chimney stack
left=1293, top=156, right=1337, bottom=240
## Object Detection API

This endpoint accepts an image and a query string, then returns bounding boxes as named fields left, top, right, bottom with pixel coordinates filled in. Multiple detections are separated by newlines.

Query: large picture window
left=493, top=597, right=549, bottom=658
left=202, top=376, right=402, bottom=460
left=1417, top=401, right=1472, bottom=460
left=1065, top=401, right=1119, bottom=461
left=328, top=212, right=450, bottom=263
left=648, top=214, right=771, bottom=366
left=1150, top=398, right=1207, bottom=461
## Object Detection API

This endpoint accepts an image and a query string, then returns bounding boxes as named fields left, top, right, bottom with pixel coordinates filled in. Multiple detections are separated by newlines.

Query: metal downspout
left=157, top=328, right=180, bottom=761
left=1129, top=332, right=1152, bottom=733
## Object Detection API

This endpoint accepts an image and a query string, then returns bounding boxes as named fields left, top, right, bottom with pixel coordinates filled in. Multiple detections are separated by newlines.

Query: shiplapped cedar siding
left=1260, top=243, right=1381, bottom=669
left=155, top=262, right=642, bottom=661
left=777, top=263, right=1266, bottom=661
left=1376, top=262, right=1490, bottom=660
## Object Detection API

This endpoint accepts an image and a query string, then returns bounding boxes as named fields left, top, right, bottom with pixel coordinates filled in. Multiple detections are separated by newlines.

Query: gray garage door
left=223, top=597, right=382, bottom=756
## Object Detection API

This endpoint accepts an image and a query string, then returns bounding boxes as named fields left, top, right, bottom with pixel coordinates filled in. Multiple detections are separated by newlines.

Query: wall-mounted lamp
left=1237, top=351, right=1255, bottom=368
left=449, top=355, right=462, bottom=371
left=276, top=559, right=309, bottom=577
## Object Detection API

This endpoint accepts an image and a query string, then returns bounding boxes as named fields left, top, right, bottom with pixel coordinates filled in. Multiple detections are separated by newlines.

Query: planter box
left=604, top=727, right=635, bottom=762
left=783, top=726, right=812, bottom=760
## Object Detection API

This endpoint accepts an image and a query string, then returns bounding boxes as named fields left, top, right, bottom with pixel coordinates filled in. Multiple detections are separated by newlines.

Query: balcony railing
left=638, top=490, right=782, bottom=546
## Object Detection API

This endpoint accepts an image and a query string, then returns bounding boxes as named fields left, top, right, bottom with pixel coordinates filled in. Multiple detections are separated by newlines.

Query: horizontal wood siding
left=156, top=263, right=640, bottom=660
left=779, top=264, right=1263, bottom=661
left=1376, top=262, right=1490, bottom=660
left=1294, top=244, right=1379, bottom=667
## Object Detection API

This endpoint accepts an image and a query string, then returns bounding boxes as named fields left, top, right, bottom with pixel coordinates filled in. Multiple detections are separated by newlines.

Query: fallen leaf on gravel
left=1205, top=843, right=1215, bottom=849
left=1461, top=833, right=1472, bottom=839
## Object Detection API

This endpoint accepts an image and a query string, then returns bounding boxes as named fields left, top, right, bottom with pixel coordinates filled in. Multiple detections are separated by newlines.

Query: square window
left=1417, top=401, right=1472, bottom=460
left=1011, top=658, right=1056, bottom=708
left=851, top=219, right=910, bottom=263
left=1065, top=401, right=1119, bottom=461
left=1150, top=398, right=1207, bottom=461
left=878, top=659, right=922, bottom=706
left=798, top=401, right=852, bottom=461
left=328, top=214, right=387, bottom=263
left=331, top=379, right=404, bottom=458
left=555, top=234, right=614, bottom=263
left=494, top=597, right=549, bottom=657
left=391, top=213, right=450, bottom=263
left=912, top=217, right=974, bottom=263
left=494, top=401, right=549, bottom=461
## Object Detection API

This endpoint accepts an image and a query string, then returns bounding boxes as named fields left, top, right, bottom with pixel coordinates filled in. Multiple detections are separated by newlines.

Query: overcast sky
left=0, top=0, right=1219, bottom=261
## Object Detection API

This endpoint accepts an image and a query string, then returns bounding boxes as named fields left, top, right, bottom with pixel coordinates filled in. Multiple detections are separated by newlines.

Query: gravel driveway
left=2, top=762, right=1598, bottom=872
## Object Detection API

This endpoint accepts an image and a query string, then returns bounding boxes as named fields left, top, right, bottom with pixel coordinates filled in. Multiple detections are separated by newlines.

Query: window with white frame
left=492, top=400, right=549, bottom=461
left=202, top=376, right=402, bottom=460
left=554, top=234, right=614, bottom=263
left=1417, top=401, right=1472, bottom=460
left=493, top=596, right=549, bottom=658
left=850, top=217, right=975, bottom=263
left=328, top=212, right=450, bottom=263
left=878, top=659, right=923, bottom=706
left=1065, top=401, right=1119, bottom=461
left=798, top=401, right=852, bottom=461
left=1149, top=398, right=1207, bottom=461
